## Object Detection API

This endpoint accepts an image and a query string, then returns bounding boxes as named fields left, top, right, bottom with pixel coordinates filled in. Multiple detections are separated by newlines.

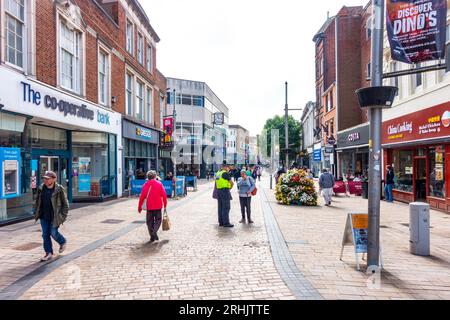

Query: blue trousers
left=385, top=184, right=393, bottom=202
left=40, top=219, right=66, bottom=255
left=217, top=189, right=231, bottom=226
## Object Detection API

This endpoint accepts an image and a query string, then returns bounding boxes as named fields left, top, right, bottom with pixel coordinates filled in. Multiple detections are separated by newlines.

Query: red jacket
left=138, top=180, right=168, bottom=212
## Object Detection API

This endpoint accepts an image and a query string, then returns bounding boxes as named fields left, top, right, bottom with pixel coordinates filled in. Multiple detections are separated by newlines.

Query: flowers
left=275, top=169, right=318, bottom=206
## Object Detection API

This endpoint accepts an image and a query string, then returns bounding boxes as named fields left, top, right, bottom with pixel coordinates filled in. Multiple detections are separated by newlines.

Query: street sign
left=340, top=213, right=369, bottom=271
left=327, top=137, right=336, bottom=145
left=213, top=113, right=224, bottom=125
left=325, top=146, right=334, bottom=154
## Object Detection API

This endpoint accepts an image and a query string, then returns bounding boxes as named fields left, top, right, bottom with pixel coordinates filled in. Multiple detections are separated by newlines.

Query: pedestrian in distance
left=215, top=162, right=235, bottom=228
left=319, top=168, right=335, bottom=207
left=257, top=166, right=262, bottom=182
left=237, top=170, right=256, bottom=224
left=385, top=165, right=395, bottom=203
left=34, top=171, right=69, bottom=262
left=138, top=170, right=168, bottom=243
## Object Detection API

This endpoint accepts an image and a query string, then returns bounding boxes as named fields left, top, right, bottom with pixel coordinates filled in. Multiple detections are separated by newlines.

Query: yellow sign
left=351, top=214, right=368, bottom=229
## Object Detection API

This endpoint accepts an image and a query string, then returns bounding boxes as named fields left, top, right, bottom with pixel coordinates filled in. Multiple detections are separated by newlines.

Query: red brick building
left=313, top=3, right=373, bottom=179
left=0, top=0, right=167, bottom=225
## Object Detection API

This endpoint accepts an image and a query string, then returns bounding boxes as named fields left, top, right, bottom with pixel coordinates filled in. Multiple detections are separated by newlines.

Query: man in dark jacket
left=34, top=171, right=69, bottom=262
left=385, top=165, right=395, bottom=202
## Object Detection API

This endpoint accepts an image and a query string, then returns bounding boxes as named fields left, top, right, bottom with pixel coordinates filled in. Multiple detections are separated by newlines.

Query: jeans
left=146, top=210, right=162, bottom=239
left=385, top=184, right=394, bottom=202
left=239, top=197, right=252, bottom=220
left=40, top=219, right=66, bottom=255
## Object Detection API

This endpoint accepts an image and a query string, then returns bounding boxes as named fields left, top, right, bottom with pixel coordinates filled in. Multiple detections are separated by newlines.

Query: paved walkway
left=2, top=175, right=450, bottom=300
left=2, top=181, right=295, bottom=300
left=262, top=177, right=450, bottom=300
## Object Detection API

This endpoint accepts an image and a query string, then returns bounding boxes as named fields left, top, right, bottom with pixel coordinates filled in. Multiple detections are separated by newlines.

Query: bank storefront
left=337, top=123, right=369, bottom=180
left=382, top=102, right=450, bottom=212
left=0, top=67, right=122, bottom=225
left=122, top=119, right=160, bottom=191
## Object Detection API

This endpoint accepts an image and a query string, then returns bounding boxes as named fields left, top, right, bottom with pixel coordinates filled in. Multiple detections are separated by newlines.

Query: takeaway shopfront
left=337, top=123, right=369, bottom=180
left=122, top=119, right=160, bottom=191
left=0, top=67, right=122, bottom=225
left=382, top=102, right=450, bottom=212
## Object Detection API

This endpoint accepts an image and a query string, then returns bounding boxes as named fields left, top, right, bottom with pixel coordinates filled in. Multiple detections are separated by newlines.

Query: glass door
left=37, top=156, right=68, bottom=191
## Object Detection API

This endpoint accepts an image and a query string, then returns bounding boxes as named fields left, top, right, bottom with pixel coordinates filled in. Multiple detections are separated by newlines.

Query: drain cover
left=13, top=242, right=41, bottom=251
left=101, top=219, right=125, bottom=224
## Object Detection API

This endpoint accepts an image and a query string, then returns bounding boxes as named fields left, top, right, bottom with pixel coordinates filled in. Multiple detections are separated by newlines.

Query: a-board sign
left=340, top=213, right=368, bottom=271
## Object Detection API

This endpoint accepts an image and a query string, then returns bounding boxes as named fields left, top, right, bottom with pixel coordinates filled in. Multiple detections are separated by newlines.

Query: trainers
left=40, top=253, right=53, bottom=262
left=59, top=242, right=67, bottom=254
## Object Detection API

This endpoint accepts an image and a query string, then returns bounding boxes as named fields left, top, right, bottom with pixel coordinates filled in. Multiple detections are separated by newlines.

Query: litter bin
left=409, top=202, right=430, bottom=256
left=362, top=180, right=368, bottom=199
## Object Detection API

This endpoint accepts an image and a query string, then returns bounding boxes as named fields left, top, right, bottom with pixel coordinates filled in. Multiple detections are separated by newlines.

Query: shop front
left=337, top=123, right=369, bottom=180
left=382, top=102, right=450, bottom=212
left=122, top=119, right=160, bottom=192
left=0, top=67, right=122, bottom=225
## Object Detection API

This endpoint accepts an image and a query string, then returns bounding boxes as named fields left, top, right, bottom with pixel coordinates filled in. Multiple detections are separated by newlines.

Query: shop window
left=429, top=146, right=445, bottom=198
left=31, top=125, right=67, bottom=150
left=392, top=150, right=413, bottom=193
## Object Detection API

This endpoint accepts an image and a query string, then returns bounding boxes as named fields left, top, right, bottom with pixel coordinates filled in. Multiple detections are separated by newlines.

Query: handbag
left=141, top=183, right=152, bottom=211
left=250, top=177, right=258, bottom=196
left=162, top=209, right=171, bottom=231
left=212, top=183, right=218, bottom=199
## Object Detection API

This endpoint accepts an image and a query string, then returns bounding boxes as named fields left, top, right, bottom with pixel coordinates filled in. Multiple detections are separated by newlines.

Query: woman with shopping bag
left=138, top=171, right=168, bottom=242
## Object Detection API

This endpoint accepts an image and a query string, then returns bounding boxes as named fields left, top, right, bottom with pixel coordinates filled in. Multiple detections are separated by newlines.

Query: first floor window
left=5, top=0, right=25, bottom=68
left=136, top=81, right=144, bottom=120
left=126, top=73, right=133, bottom=116
left=98, top=50, right=109, bottom=105
left=60, top=20, right=82, bottom=94
left=146, top=87, right=153, bottom=124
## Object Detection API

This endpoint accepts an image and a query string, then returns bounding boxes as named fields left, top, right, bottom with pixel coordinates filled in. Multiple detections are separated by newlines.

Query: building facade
left=313, top=3, right=372, bottom=178
left=381, top=9, right=450, bottom=212
left=228, top=125, right=249, bottom=166
left=166, top=78, right=229, bottom=178
left=300, top=101, right=315, bottom=169
left=0, top=0, right=165, bottom=225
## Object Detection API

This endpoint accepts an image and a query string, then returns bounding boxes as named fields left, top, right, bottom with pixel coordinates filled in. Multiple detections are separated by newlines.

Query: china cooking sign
left=386, top=0, right=447, bottom=64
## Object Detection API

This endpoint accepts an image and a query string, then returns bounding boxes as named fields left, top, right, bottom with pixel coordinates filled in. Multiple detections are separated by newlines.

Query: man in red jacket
left=138, top=171, right=168, bottom=242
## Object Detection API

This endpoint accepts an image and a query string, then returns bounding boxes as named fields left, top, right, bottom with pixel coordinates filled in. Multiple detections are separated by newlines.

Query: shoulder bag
left=141, top=182, right=152, bottom=211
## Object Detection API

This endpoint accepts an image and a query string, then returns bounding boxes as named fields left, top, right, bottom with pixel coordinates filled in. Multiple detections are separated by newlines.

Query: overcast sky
left=143, top=0, right=369, bottom=136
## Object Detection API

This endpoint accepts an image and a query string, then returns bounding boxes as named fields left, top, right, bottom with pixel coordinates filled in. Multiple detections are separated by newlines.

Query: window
left=367, top=63, right=371, bottom=79
left=392, top=150, right=413, bottom=193
left=193, top=95, right=203, bottom=107
left=136, top=81, right=144, bottom=120
left=415, top=63, right=423, bottom=88
left=330, top=91, right=333, bottom=109
left=325, top=95, right=329, bottom=112
left=126, top=20, right=134, bottom=55
left=146, top=43, right=153, bottom=72
left=137, top=33, right=143, bottom=64
left=126, top=73, right=133, bottom=116
left=182, top=95, right=192, bottom=105
left=366, top=17, right=372, bottom=40
left=160, top=95, right=164, bottom=130
left=60, top=20, right=82, bottom=94
left=146, top=87, right=153, bottom=123
left=429, top=146, right=445, bottom=198
left=98, top=50, right=109, bottom=106
left=391, top=62, right=399, bottom=96
left=5, top=0, right=25, bottom=68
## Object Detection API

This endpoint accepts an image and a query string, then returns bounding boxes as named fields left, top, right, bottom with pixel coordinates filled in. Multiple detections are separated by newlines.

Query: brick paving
left=16, top=181, right=295, bottom=300
left=262, top=177, right=450, bottom=300
left=3, top=175, right=450, bottom=300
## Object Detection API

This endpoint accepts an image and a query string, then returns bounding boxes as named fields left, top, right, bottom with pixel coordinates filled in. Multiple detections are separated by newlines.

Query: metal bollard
left=270, top=174, right=273, bottom=190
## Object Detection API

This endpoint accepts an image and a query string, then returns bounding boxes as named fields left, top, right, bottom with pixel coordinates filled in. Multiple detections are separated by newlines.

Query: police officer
left=215, top=161, right=234, bottom=228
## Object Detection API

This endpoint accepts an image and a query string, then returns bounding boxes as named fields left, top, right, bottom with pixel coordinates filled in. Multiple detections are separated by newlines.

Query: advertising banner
left=386, top=0, right=447, bottom=64
left=162, top=117, right=174, bottom=149
left=78, top=157, right=91, bottom=193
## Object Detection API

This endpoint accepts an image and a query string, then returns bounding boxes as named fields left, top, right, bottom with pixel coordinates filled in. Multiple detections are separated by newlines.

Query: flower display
left=275, top=169, right=318, bottom=206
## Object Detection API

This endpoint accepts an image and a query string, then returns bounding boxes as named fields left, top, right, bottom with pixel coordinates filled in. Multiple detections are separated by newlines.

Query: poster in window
left=78, top=157, right=91, bottom=193
left=435, top=151, right=444, bottom=164
left=386, top=0, right=447, bottom=64
left=436, top=164, right=444, bottom=181
left=405, top=167, right=413, bottom=175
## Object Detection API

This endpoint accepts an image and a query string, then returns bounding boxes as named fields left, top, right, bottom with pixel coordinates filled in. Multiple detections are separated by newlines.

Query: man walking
left=34, top=171, right=69, bottom=262
left=319, top=168, right=335, bottom=206
left=215, top=162, right=234, bottom=228
left=385, top=165, right=395, bottom=203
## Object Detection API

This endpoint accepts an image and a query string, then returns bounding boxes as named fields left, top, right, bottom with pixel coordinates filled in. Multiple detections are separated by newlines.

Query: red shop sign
left=382, top=102, right=450, bottom=145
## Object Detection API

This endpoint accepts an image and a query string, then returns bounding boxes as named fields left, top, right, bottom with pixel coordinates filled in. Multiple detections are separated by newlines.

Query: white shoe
left=40, top=253, right=53, bottom=262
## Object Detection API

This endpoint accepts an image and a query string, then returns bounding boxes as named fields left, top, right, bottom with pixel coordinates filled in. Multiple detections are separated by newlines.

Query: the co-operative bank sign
left=20, top=81, right=111, bottom=126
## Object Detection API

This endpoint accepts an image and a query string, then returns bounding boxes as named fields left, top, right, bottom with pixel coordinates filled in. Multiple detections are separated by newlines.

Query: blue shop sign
left=0, top=147, right=22, bottom=200
left=136, top=126, right=153, bottom=142
left=313, top=149, right=322, bottom=162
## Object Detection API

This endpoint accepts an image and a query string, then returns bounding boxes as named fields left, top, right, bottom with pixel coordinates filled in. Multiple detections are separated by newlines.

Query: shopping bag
left=162, top=209, right=171, bottom=231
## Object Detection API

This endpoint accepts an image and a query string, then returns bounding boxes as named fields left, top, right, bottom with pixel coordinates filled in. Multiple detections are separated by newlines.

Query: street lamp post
left=283, top=82, right=303, bottom=170
left=173, top=89, right=178, bottom=199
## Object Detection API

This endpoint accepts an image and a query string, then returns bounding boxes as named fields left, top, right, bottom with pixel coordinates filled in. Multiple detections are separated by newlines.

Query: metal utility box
left=409, top=202, right=430, bottom=256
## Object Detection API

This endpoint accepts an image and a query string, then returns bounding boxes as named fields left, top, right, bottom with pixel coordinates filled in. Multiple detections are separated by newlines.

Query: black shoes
left=248, top=220, right=254, bottom=224
left=223, top=224, right=234, bottom=228
left=239, top=219, right=246, bottom=224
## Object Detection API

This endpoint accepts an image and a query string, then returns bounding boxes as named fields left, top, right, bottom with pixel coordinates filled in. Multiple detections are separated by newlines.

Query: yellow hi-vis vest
left=215, top=170, right=231, bottom=190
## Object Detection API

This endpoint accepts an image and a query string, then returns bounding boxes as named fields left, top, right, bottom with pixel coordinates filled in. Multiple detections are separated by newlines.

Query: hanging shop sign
left=162, top=117, right=175, bottom=149
left=0, top=148, right=21, bottom=200
left=382, top=102, right=450, bottom=145
left=340, top=213, right=369, bottom=271
left=213, top=113, right=225, bottom=126
left=386, top=0, right=447, bottom=64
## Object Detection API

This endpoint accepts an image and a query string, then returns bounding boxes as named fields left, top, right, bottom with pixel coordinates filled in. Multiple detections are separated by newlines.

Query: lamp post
left=284, top=82, right=303, bottom=170
left=172, top=89, right=178, bottom=199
